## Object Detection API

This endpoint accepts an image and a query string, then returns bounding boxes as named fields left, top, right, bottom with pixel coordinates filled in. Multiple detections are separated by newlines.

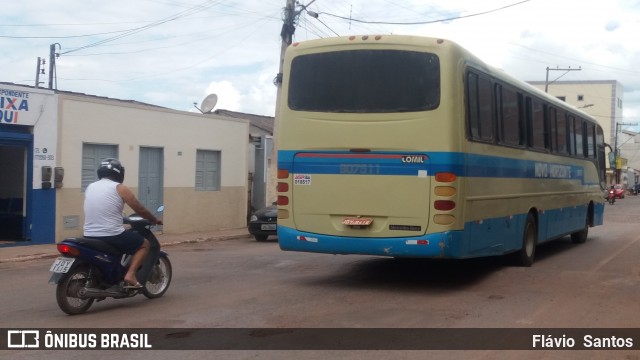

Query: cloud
left=204, top=80, right=241, bottom=112
left=3, top=0, right=640, bottom=121
left=605, top=20, right=620, bottom=31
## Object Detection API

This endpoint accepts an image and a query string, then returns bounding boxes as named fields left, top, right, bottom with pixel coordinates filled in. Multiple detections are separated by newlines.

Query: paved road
left=2, top=195, right=640, bottom=359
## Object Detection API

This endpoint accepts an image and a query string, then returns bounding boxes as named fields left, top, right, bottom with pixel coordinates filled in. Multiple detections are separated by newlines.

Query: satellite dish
left=199, top=94, right=218, bottom=114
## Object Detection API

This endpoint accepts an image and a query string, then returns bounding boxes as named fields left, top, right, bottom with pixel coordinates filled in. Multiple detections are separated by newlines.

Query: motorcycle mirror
left=157, top=205, right=165, bottom=213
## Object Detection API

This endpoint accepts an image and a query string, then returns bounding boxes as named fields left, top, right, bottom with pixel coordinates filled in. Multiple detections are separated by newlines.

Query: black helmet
left=97, top=158, right=125, bottom=183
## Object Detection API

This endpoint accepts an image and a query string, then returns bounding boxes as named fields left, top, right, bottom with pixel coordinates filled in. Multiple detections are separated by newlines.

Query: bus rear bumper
left=277, top=226, right=465, bottom=258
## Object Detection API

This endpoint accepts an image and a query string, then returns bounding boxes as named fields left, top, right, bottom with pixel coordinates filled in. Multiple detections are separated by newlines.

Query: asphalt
left=0, top=228, right=250, bottom=263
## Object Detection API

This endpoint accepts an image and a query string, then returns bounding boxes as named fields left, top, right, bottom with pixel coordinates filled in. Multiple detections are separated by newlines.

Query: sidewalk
left=0, top=228, right=250, bottom=263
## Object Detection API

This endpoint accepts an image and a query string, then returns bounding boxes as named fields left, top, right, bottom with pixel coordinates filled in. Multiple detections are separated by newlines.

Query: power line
left=314, top=0, right=531, bottom=25
left=0, top=29, right=139, bottom=39
left=61, top=0, right=223, bottom=55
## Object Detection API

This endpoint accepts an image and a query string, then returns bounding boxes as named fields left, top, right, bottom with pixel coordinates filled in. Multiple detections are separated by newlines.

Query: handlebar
left=123, top=206, right=164, bottom=228
left=123, top=215, right=155, bottom=227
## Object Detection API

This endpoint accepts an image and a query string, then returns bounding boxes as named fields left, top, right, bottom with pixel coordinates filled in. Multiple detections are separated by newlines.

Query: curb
left=0, top=233, right=250, bottom=264
left=0, top=253, right=59, bottom=264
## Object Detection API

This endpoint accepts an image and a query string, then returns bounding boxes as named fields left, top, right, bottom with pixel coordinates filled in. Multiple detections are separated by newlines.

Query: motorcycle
left=606, top=189, right=616, bottom=205
left=49, top=206, right=171, bottom=315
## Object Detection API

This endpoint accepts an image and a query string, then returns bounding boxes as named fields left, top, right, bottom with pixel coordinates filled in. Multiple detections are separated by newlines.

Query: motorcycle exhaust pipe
left=79, top=287, right=127, bottom=298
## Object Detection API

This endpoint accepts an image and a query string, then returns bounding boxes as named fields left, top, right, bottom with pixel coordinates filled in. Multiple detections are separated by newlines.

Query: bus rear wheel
left=514, top=213, right=537, bottom=267
left=571, top=214, right=589, bottom=244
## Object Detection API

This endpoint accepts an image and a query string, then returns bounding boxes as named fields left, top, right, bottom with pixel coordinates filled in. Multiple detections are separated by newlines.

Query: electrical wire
left=315, top=0, right=531, bottom=25
left=61, top=0, right=224, bottom=55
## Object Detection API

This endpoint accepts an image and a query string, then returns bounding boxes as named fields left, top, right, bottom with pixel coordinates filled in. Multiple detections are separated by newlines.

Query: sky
left=2, top=0, right=640, bottom=126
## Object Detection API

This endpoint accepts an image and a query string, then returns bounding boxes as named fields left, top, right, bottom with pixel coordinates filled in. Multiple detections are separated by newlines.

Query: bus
left=275, top=35, right=606, bottom=266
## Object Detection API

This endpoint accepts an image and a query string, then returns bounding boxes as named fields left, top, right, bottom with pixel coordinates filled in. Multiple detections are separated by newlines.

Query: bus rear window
left=288, top=50, right=440, bottom=113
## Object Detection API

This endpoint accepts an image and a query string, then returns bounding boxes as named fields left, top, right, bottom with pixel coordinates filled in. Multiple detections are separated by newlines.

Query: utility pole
left=544, top=66, right=581, bottom=93
left=48, top=44, right=56, bottom=89
left=35, top=57, right=45, bottom=88
left=270, top=0, right=315, bottom=203
left=613, top=122, right=639, bottom=183
left=48, top=43, right=61, bottom=89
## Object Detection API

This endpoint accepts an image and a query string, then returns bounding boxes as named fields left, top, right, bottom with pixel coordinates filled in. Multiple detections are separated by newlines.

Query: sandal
left=123, top=281, right=143, bottom=289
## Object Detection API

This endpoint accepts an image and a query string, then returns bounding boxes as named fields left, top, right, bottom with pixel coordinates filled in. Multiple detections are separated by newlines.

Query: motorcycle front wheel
left=56, top=266, right=95, bottom=315
left=142, top=256, right=172, bottom=299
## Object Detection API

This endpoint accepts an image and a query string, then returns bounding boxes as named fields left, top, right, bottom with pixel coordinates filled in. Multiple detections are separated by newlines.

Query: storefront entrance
left=0, top=124, right=33, bottom=243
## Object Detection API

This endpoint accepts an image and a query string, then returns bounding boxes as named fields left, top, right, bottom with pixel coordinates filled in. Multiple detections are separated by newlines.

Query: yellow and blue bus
left=276, top=35, right=606, bottom=266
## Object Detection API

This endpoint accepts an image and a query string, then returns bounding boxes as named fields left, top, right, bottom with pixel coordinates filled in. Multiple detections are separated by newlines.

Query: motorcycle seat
left=63, top=237, right=123, bottom=256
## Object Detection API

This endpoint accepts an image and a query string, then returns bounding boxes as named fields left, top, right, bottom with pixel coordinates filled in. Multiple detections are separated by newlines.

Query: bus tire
left=571, top=215, right=589, bottom=244
left=514, top=213, right=537, bottom=267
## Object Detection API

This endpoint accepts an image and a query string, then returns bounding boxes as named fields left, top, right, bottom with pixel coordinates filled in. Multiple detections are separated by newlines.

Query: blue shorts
left=87, top=229, right=144, bottom=254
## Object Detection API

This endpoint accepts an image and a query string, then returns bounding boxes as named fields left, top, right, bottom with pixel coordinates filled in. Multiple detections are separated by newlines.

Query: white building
left=0, top=82, right=249, bottom=245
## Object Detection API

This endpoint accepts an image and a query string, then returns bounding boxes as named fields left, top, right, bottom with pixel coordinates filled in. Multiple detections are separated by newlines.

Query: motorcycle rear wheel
left=142, top=256, right=172, bottom=299
left=56, top=266, right=95, bottom=315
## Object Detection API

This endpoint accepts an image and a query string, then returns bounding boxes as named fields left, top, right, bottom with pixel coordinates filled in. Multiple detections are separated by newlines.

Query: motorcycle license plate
left=49, top=257, right=75, bottom=273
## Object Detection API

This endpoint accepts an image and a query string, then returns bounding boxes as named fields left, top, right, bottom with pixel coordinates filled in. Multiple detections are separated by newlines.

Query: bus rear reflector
left=434, top=214, right=455, bottom=225
left=277, top=169, right=289, bottom=179
left=277, top=209, right=289, bottom=219
left=434, top=200, right=456, bottom=211
left=277, top=196, right=289, bottom=206
left=277, top=182, right=289, bottom=192
left=434, top=186, right=456, bottom=196
left=435, top=172, right=457, bottom=182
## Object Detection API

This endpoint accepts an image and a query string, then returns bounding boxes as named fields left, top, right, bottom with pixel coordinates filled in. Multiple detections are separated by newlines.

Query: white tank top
left=83, top=178, right=125, bottom=237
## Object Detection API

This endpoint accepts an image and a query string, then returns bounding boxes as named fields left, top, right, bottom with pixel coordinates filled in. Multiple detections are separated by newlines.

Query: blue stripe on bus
left=277, top=201, right=605, bottom=259
left=278, top=224, right=469, bottom=258
left=279, top=150, right=588, bottom=182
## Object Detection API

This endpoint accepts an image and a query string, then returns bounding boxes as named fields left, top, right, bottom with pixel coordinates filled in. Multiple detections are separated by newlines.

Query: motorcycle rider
left=83, top=158, right=162, bottom=288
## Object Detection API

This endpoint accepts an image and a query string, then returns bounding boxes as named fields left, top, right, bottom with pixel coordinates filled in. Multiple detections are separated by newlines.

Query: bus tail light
left=277, top=196, right=289, bottom=206
left=277, top=182, right=289, bottom=192
left=434, top=200, right=456, bottom=211
left=435, top=172, right=457, bottom=182
left=278, top=169, right=289, bottom=179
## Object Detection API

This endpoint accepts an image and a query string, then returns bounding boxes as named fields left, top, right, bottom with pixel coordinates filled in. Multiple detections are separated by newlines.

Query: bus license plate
left=49, top=257, right=75, bottom=273
left=261, top=224, right=277, bottom=231
left=342, top=217, right=373, bottom=226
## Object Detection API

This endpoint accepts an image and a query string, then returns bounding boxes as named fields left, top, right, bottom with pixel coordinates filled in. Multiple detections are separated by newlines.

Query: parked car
left=248, top=205, right=277, bottom=242
left=612, top=184, right=626, bottom=199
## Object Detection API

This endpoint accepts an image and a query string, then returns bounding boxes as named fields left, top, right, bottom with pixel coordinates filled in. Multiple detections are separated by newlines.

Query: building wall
left=55, top=94, right=249, bottom=241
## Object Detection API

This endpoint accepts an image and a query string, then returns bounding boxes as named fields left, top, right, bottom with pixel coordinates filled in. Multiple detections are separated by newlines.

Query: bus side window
left=556, top=110, right=568, bottom=154
left=596, top=126, right=606, bottom=186
left=466, top=71, right=494, bottom=142
left=574, top=117, right=584, bottom=157
left=467, top=72, right=480, bottom=139
left=586, top=122, right=595, bottom=158
left=568, top=115, right=576, bottom=155
left=549, top=107, right=558, bottom=152
left=497, top=84, right=521, bottom=146
left=527, top=98, right=546, bottom=151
